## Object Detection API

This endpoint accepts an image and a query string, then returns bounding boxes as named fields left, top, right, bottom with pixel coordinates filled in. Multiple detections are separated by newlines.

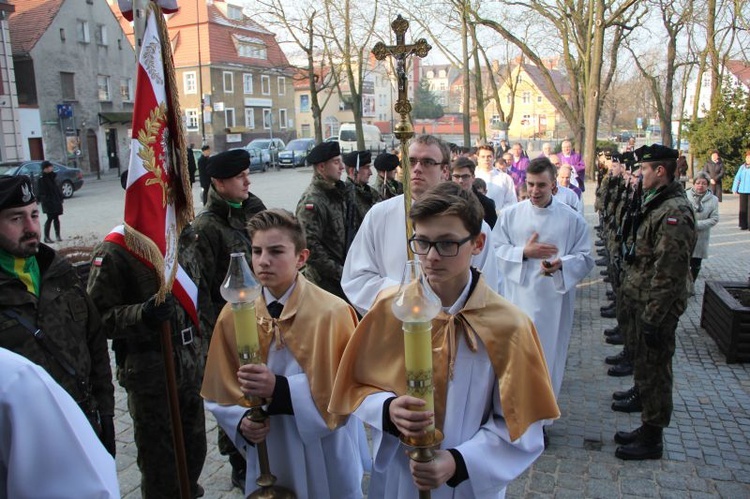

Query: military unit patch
left=93, top=257, right=104, bottom=267
left=305, top=203, right=314, bottom=211
left=666, top=217, right=678, bottom=225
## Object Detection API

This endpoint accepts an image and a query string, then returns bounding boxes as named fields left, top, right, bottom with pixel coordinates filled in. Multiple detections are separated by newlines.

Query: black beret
left=206, top=149, right=250, bottom=178
left=306, top=141, right=340, bottom=165
left=343, top=150, right=372, bottom=170
left=634, top=144, right=679, bottom=163
left=0, top=176, right=36, bottom=211
left=374, top=152, right=400, bottom=172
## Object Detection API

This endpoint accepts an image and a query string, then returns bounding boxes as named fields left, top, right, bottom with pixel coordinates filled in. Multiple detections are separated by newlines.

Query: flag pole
left=132, top=1, right=191, bottom=497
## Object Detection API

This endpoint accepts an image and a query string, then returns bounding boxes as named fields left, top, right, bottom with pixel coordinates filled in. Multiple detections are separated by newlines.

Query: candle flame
left=411, top=305, right=422, bottom=315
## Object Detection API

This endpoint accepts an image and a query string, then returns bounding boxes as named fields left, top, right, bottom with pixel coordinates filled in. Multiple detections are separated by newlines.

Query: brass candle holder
left=221, top=253, right=295, bottom=499
left=392, top=260, right=443, bottom=498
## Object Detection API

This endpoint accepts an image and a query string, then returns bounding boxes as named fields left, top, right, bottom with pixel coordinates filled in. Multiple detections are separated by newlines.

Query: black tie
left=267, top=301, right=284, bottom=319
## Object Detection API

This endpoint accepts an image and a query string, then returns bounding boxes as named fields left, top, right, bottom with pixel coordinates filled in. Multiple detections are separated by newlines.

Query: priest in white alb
left=342, top=134, right=499, bottom=314
left=492, top=157, right=593, bottom=399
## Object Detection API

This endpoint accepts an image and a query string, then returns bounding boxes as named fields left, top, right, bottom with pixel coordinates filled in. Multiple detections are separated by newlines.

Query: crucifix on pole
left=371, top=15, right=431, bottom=258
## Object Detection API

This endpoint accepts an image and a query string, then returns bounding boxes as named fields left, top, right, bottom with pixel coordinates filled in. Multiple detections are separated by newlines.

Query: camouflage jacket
left=621, top=180, right=696, bottom=326
left=373, top=175, right=403, bottom=200
left=296, top=173, right=354, bottom=299
left=190, top=185, right=266, bottom=331
left=0, top=244, right=114, bottom=416
left=346, top=177, right=381, bottom=235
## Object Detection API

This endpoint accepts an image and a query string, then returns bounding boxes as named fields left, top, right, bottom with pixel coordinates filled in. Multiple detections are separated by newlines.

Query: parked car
left=245, top=138, right=285, bottom=168
left=609, top=130, right=634, bottom=142
left=278, top=138, right=315, bottom=168
left=0, top=160, right=84, bottom=198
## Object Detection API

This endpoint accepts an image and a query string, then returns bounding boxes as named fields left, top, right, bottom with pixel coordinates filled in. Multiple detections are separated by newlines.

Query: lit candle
left=403, top=321, right=435, bottom=442
left=232, top=302, right=260, bottom=365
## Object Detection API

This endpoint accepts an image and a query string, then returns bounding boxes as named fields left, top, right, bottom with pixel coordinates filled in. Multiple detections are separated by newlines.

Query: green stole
left=0, top=248, right=40, bottom=296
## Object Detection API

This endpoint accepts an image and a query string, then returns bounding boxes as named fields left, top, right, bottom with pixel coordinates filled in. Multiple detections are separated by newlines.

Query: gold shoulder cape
left=201, top=274, right=358, bottom=429
left=329, top=275, right=559, bottom=441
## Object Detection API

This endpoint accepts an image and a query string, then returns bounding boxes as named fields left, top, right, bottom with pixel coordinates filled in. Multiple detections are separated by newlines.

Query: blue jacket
left=732, top=164, right=750, bottom=194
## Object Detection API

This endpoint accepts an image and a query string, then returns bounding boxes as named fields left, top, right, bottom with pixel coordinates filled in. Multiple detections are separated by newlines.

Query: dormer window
left=227, top=4, right=243, bottom=20
left=232, top=35, right=267, bottom=60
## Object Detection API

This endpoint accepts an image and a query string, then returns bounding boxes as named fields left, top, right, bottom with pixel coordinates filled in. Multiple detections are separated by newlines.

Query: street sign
left=636, top=117, right=643, bottom=130
left=57, top=104, right=73, bottom=119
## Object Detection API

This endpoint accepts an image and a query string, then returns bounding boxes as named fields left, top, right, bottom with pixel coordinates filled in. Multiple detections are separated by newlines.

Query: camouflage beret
left=0, top=176, right=36, bottom=211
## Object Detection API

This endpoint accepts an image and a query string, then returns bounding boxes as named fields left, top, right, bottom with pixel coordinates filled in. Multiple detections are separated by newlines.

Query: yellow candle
left=403, top=321, right=435, bottom=444
left=232, top=302, right=260, bottom=365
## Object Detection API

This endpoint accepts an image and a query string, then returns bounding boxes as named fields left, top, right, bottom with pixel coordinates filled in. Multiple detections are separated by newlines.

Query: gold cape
left=329, top=275, right=560, bottom=441
left=201, top=274, right=358, bottom=430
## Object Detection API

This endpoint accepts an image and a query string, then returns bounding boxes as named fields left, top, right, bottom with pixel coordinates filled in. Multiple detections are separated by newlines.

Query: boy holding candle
left=201, top=209, right=365, bottom=498
left=330, top=182, right=559, bottom=498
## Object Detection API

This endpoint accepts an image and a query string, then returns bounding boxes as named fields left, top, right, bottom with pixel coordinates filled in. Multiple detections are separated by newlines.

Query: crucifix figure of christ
left=371, top=15, right=431, bottom=258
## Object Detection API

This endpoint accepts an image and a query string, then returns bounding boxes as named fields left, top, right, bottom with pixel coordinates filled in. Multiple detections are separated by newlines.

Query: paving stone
left=585, top=478, right=620, bottom=498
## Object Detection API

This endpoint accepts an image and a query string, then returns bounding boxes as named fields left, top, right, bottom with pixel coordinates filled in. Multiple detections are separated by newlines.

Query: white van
left=338, top=123, right=387, bottom=153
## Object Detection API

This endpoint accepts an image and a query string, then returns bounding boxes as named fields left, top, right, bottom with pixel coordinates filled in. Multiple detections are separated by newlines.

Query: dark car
left=278, top=138, right=315, bottom=168
left=0, top=160, right=84, bottom=198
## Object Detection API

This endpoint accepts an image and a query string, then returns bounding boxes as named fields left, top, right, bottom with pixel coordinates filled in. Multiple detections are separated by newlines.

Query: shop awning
left=98, top=112, right=132, bottom=125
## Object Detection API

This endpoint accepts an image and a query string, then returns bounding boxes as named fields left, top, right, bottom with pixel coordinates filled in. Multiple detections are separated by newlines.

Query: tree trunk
left=470, top=23, right=486, bottom=143
left=582, top=0, right=605, bottom=181
left=461, top=3, right=471, bottom=147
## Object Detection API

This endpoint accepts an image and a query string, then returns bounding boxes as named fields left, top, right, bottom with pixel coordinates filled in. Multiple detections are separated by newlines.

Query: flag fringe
left=124, top=222, right=177, bottom=303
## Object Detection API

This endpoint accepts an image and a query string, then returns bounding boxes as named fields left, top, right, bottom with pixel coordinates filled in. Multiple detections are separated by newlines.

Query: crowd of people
left=0, top=134, right=733, bottom=498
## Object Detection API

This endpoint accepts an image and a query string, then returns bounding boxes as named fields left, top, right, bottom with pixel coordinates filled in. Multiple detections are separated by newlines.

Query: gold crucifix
left=372, top=15, right=431, bottom=258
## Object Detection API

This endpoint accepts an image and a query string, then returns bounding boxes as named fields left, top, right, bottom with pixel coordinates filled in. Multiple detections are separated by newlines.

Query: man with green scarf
left=0, top=175, right=115, bottom=456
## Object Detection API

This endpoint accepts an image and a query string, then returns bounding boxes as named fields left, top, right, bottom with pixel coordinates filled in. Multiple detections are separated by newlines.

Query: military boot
left=612, top=384, right=637, bottom=401
left=604, top=325, right=620, bottom=337
left=605, top=331, right=625, bottom=345
left=607, top=359, right=633, bottom=376
left=597, top=248, right=607, bottom=256
left=601, top=304, right=617, bottom=319
left=615, top=424, right=663, bottom=460
left=596, top=257, right=608, bottom=266
left=605, top=348, right=628, bottom=365
left=600, top=301, right=616, bottom=313
left=595, top=240, right=605, bottom=247
left=611, top=387, right=642, bottom=412
left=606, top=290, right=616, bottom=300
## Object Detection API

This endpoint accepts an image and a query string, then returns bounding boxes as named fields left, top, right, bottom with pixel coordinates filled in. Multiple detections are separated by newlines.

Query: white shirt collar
left=262, top=278, right=297, bottom=305
left=442, top=270, right=473, bottom=315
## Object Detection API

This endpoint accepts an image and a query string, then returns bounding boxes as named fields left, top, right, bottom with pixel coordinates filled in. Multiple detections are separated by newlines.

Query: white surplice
left=0, top=348, right=120, bottom=499
left=354, top=338, right=545, bottom=499
left=554, top=185, right=583, bottom=215
left=492, top=198, right=593, bottom=397
left=206, top=344, right=365, bottom=499
left=476, top=169, right=517, bottom=212
left=341, top=195, right=500, bottom=314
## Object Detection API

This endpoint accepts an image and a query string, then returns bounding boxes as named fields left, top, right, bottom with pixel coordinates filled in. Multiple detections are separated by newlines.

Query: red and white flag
left=106, top=2, right=198, bottom=328
left=117, top=0, right=178, bottom=22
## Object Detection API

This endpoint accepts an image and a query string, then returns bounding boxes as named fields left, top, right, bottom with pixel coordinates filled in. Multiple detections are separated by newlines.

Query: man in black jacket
left=198, top=145, right=211, bottom=205
left=451, top=156, right=497, bottom=228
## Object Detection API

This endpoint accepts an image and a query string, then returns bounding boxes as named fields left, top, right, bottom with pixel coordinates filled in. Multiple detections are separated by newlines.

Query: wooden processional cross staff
left=372, top=15, right=431, bottom=259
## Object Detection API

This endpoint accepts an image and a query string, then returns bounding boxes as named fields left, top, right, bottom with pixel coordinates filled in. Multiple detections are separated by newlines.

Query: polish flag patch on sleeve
left=666, top=217, right=678, bottom=225
left=305, top=203, right=314, bottom=211
left=93, top=256, right=104, bottom=267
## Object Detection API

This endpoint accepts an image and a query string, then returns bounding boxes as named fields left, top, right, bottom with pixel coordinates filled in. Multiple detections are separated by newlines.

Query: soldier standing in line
left=0, top=176, right=116, bottom=458
left=344, top=150, right=381, bottom=235
left=197, top=145, right=211, bottom=206
left=190, top=148, right=266, bottom=489
left=296, top=141, right=354, bottom=301
left=372, top=152, right=403, bottom=200
left=614, top=145, right=696, bottom=461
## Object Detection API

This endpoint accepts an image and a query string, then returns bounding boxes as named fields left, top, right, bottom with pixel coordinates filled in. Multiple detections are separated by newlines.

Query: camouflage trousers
left=118, top=340, right=207, bottom=499
left=632, top=312, right=678, bottom=428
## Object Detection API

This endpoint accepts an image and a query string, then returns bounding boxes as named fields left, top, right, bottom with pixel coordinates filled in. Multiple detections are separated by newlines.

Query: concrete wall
left=0, top=17, right=21, bottom=162
left=18, top=108, right=41, bottom=160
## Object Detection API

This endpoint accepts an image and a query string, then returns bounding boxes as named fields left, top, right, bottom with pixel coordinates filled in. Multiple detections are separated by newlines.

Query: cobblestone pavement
left=108, top=182, right=750, bottom=498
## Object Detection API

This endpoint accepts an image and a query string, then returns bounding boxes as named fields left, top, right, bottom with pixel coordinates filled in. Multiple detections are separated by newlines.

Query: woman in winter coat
left=688, top=172, right=719, bottom=281
left=37, top=161, right=64, bottom=242
left=732, top=150, right=750, bottom=231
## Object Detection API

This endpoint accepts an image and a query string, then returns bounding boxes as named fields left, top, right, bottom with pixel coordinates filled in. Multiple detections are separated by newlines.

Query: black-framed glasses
left=409, top=234, right=473, bottom=257
left=409, top=157, right=442, bottom=167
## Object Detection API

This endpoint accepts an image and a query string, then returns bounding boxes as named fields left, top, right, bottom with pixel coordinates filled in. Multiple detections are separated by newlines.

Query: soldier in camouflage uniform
left=0, top=176, right=115, bottom=456
left=372, top=152, right=403, bottom=200
left=614, top=145, right=696, bottom=461
left=87, top=230, right=207, bottom=498
left=343, top=150, right=381, bottom=236
left=190, top=148, right=266, bottom=489
left=296, top=141, right=354, bottom=300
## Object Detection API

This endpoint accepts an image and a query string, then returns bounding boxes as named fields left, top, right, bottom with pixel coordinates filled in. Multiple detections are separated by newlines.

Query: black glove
left=99, top=415, right=116, bottom=457
left=642, top=321, right=662, bottom=348
left=141, top=293, right=176, bottom=328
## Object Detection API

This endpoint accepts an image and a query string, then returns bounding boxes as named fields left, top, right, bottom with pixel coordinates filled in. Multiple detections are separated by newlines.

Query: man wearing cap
left=296, top=141, right=354, bottom=301
left=372, top=152, right=403, bottom=200
left=0, top=176, right=115, bottom=456
left=614, top=144, right=696, bottom=461
left=189, top=147, right=266, bottom=488
left=344, top=150, right=381, bottom=235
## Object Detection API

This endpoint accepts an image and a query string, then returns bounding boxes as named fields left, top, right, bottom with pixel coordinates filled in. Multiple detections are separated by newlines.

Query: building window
left=537, top=95, right=543, bottom=103
left=300, top=94, right=310, bottom=113
left=245, top=108, right=255, bottom=129
left=522, top=91, right=531, bottom=104
left=60, top=28, right=66, bottom=43
left=243, top=73, right=253, bottom=94
left=61, top=72, right=75, bottom=101
left=97, top=75, right=110, bottom=101
left=278, top=109, right=288, bottom=129
left=227, top=4, right=243, bottom=20
left=225, top=108, right=235, bottom=128
left=95, top=25, right=108, bottom=45
left=301, top=124, right=311, bottom=138
left=184, top=72, right=197, bottom=94
left=236, top=41, right=267, bottom=59
left=278, top=76, right=286, bottom=96
left=261, top=75, right=270, bottom=95
left=223, top=71, right=234, bottom=93
left=77, top=20, right=90, bottom=43
left=120, top=78, right=133, bottom=102
left=185, top=109, right=199, bottom=131
left=262, top=108, right=272, bottom=129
